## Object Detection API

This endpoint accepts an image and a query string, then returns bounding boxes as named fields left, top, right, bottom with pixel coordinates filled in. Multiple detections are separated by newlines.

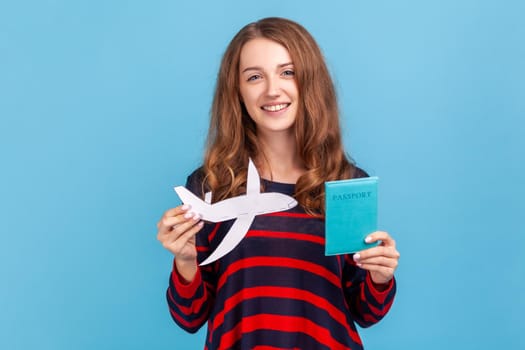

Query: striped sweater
left=166, top=169, right=396, bottom=349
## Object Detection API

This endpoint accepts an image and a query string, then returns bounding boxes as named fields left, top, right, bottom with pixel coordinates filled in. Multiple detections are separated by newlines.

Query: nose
left=265, top=75, right=281, bottom=97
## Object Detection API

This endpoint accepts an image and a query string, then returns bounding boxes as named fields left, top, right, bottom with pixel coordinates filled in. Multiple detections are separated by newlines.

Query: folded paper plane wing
left=174, top=158, right=297, bottom=265
left=199, top=214, right=255, bottom=265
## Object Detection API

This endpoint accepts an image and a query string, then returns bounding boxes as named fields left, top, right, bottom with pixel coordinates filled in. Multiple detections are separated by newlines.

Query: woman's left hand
left=353, top=231, right=400, bottom=286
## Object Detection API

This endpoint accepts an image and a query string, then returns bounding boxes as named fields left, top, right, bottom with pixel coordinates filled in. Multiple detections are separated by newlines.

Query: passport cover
left=325, top=176, right=379, bottom=255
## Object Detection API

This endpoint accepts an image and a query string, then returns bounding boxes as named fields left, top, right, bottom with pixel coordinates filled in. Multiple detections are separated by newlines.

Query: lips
left=261, top=103, right=290, bottom=112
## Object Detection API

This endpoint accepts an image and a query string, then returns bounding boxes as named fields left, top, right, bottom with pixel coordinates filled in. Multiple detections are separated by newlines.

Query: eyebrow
left=241, top=62, right=294, bottom=74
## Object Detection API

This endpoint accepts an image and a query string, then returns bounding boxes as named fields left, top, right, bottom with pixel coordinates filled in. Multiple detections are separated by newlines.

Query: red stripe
left=167, top=286, right=207, bottom=315
left=172, top=268, right=201, bottom=299
left=364, top=295, right=395, bottom=319
left=196, top=246, right=208, bottom=252
left=253, top=347, right=301, bottom=350
left=168, top=306, right=208, bottom=329
left=219, top=314, right=350, bottom=350
left=344, top=254, right=358, bottom=267
left=363, top=312, right=379, bottom=324
left=355, top=284, right=395, bottom=324
left=211, top=286, right=361, bottom=344
left=263, top=212, right=316, bottom=219
left=253, top=347, right=299, bottom=350
left=363, top=296, right=388, bottom=318
left=337, top=255, right=344, bottom=274
left=217, top=257, right=341, bottom=291
left=365, top=273, right=394, bottom=304
left=247, top=230, right=324, bottom=245
left=197, top=222, right=218, bottom=255
left=207, top=222, right=221, bottom=242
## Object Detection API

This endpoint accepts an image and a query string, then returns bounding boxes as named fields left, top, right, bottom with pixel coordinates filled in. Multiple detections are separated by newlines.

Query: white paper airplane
left=174, top=159, right=298, bottom=265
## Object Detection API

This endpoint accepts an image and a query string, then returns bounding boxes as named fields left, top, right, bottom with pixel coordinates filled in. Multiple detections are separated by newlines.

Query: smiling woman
left=157, top=17, right=399, bottom=349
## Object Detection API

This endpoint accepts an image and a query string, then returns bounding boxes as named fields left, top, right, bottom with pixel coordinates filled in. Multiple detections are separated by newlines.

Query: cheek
left=239, top=93, right=258, bottom=118
left=239, top=87, right=251, bottom=104
left=241, top=91, right=260, bottom=109
left=287, top=82, right=299, bottom=98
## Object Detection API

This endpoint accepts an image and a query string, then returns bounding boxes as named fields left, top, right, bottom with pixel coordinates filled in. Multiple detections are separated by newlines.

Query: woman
left=157, top=17, right=400, bottom=350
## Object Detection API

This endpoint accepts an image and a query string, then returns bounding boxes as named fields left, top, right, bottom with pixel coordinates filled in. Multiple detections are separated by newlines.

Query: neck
left=256, top=130, right=306, bottom=184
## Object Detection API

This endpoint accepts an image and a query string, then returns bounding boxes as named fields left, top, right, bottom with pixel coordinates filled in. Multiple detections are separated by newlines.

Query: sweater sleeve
left=342, top=255, right=396, bottom=328
left=165, top=169, right=219, bottom=333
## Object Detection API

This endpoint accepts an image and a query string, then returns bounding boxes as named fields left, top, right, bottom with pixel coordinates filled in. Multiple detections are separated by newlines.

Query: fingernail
left=182, top=204, right=190, bottom=210
left=193, top=213, right=201, bottom=221
left=184, top=211, right=193, bottom=219
left=365, top=236, right=373, bottom=243
left=353, top=253, right=360, bottom=261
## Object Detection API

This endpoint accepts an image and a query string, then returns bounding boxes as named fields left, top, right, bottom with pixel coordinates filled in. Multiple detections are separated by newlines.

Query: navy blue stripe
left=231, top=329, right=332, bottom=350
left=251, top=214, right=324, bottom=237
left=217, top=265, right=344, bottom=304
left=213, top=297, right=355, bottom=347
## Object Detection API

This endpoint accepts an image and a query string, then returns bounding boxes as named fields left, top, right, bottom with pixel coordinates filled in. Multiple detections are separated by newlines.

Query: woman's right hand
left=157, top=205, right=204, bottom=262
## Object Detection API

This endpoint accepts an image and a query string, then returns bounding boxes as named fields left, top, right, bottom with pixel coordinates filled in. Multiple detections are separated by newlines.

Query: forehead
left=239, top=38, right=292, bottom=69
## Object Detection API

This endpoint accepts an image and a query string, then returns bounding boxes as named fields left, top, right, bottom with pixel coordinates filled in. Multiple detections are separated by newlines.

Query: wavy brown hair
left=203, top=17, right=356, bottom=215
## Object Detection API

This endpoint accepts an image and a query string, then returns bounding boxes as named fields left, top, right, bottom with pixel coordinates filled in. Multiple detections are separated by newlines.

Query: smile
left=261, top=103, right=290, bottom=112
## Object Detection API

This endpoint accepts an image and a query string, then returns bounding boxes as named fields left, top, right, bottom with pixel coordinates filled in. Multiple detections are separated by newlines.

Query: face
left=238, top=38, right=299, bottom=137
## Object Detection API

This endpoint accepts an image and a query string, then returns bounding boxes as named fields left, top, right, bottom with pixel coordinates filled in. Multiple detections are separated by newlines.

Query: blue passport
left=325, top=176, right=379, bottom=255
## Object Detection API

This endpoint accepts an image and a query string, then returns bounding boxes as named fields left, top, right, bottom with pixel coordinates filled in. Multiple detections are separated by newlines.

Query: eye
left=282, top=69, right=295, bottom=77
left=247, top=74, right=261, bottom=82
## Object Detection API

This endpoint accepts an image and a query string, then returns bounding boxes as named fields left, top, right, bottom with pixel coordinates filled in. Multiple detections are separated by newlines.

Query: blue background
left=1, top=0, right=524, bottom=349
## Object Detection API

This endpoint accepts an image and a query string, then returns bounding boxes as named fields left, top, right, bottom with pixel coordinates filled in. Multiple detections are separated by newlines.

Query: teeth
left=262, top=103, right=288, bottom=112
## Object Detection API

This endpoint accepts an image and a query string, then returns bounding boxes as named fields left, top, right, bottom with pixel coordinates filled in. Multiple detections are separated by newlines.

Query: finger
left=365, top=231, right=396, bottom=247
left=158, top=213, right=201, bottom=245
left=356, top=256, right=399, bottom=269
left=354, top=246, right=399, bottom=261
left=178, top=221, right=204, bottom=244
left=157, top=206, right=193, bottom=232
left=157, top=215, right=185, bottom=236
left=167, top=213, right=202, bottom=242
left=168, top=204, right=191, bottom=216
left=165, top=221, right=204, bottom=253
left=158, top=205, right=191, bottom=225
left=172, top=212, right=201, bottom=235
left=161, top=218, right=199, bottom=251
left=163, top=210, right=198, bottom=229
